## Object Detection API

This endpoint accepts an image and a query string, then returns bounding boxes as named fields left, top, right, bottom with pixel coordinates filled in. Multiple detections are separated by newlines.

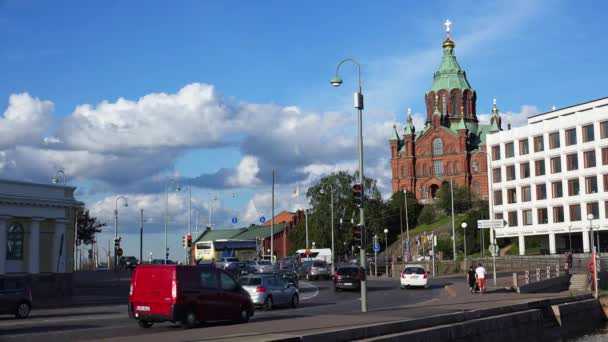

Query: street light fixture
left=461, top=222, right=468, bottom=264
left=383, top=228, right=389, bottom=276
left=320, top=184, right=336, bottom=275
left=52, top=170, right=66, bottom=184
left=331, top=57, right=367, bottom=312
left=114, top=196, right=128, bottom=270
left=588, top=213, right=598, bottom=299
left=164, top=179, right=181, bottom=264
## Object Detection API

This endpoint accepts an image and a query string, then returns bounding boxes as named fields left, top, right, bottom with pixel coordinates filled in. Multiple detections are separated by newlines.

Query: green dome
left=428, top=38, right=473, bottom=94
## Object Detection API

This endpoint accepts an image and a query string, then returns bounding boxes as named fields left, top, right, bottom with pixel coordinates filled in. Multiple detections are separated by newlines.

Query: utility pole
left=305, top=209, right=309, bottom=260
left=404, top=188, right=410, bottom=261
left=450, top=178, right=456, bottom=261
left=271, top=170, right=275, bottom=261
left=140, top=209, right=143, bottom=264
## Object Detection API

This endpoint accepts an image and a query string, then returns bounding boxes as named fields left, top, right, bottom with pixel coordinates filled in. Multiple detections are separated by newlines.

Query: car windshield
left=257, top=261, right=271, bottom=265
left=313, top=261, right=326, bottom=267
left=337, top=267, right=359, bottom=275
left=404, top=267, right=425, bottom=274
left=239, top=277, right=262, bottom=286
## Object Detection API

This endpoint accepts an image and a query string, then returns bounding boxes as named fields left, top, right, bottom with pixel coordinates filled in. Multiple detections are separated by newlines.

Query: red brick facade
left=261, top=210, right=303, bottom=258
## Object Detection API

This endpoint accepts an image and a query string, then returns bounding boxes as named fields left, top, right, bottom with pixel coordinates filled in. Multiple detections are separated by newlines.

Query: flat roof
left=528, top=96, right=608, bottom=120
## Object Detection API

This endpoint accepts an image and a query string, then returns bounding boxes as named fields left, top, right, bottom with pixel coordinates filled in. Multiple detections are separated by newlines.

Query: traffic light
left=182, top=235, right=187, bottom=248
left=353, top=224, right=363, bottom=246
left=353, top=183, right=364, bottom=208
left=187, top=234, right=192, bottom=248
left=114, top=237, right=121, bottom=248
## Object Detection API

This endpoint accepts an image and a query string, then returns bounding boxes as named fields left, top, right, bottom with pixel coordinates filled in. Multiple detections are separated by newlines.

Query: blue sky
left=0, top=0, right=606, bottom=261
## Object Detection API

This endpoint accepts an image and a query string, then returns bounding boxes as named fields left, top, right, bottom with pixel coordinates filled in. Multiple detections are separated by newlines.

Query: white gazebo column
left=549, top=233, right=556, bottom=255
left=518, top=234, right=526, bottom=256
left=28, top=218, right=44, bottom=274
left=0, top=216, right=10, bottom=275
left=53, top=219, right=67, bottom=273
left=583, top=230, right=590, bottom=253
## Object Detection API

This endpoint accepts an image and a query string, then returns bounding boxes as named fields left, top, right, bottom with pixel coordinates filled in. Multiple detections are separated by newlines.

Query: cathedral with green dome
left=389, top=20, right=503, bottom=201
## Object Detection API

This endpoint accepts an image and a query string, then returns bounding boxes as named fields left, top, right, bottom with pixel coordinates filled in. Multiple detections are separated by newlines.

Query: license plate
left=344, top=282, right=352, bottom=286
left=318, top=268, right=325, bottom=271
left=136, top=306, right=150, bottom=312
left=410, top=276, right=418, bottom=279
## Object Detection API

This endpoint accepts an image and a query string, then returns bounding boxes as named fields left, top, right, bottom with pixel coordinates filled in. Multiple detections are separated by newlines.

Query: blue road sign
left=259, top=216, right=266, bottom=223
left=373, top=244, right=381, bottom=252
left=231, top=217, right=238, bottom=224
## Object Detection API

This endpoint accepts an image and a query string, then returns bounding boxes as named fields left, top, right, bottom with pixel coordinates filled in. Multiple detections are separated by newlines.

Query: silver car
left=239, top=274, right=299, bottom=311
left=248, top=260, right=275, bottom=273
left=215, top=257, right=239, bottom=269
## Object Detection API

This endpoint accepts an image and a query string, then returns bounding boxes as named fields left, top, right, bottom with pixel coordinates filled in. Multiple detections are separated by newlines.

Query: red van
left=128, top=264, right=254, bottom=328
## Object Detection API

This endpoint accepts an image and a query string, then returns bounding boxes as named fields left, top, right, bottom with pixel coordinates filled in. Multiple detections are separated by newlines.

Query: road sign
left=305, top=248, right=311, bottom=255
left=477, top=219, right=507, bottom=229
left=373, top=244, right=380, bottom=252
left=231, top=217, right=238, bottom=224
left=116, top=248, right=123, bottom=257
left=489, top=244, right=499, bottom=256
left=259, top=216, right=266, bottom=223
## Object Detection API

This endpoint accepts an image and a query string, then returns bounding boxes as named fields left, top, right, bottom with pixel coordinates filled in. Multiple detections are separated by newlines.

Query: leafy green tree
left=435, top=183, right=473, bottom=215
left=76, top=209, right=107, bottom=246
left=435, top=234, right=454, bottom=257
left=387, top=190, right=420, bottom=235
left=418, top=205, right=436, bottom=225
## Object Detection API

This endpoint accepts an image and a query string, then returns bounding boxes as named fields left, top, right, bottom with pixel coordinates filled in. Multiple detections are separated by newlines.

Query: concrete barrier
left=269, top=295, right=600, bottom=342
left=516, top=274, right=572, bottom=294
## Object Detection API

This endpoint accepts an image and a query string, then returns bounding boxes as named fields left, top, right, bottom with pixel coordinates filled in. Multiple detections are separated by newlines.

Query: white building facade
left=486, top=97, right=608, bottom=255
left=0, top=179, right=83, bottom=274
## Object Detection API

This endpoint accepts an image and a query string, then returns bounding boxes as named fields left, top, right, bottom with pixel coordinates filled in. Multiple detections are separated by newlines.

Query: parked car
left=120, top=256, right=139, bottom=270
left=249, top=260, right=274, bottom=273
left=238, top=274, right=299, bottom=311
left=215, top=257, right=239, bottom=269
left=400, top=264, right=429, bottom=289
left=0, top=278, right=32, bottom=318
left=128, top=264, right=254, bottom=328
left=297, top=260, right=330, bottom=281
left=273, top=269, right=299, bottom=288
left=334, top=265, right=363, bottom=291
left=225, top=262, right=257, bottom=279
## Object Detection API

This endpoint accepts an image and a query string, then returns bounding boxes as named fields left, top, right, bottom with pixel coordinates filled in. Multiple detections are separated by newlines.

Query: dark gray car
left=0, top=279, right=32, bottom=318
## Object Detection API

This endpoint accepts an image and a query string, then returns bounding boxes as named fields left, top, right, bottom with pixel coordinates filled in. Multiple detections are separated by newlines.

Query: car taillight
left=256, top=286, right=266, bottom=293
left=171, top=280, right=177, bottom=301
left=401, top=272, right=406, bottom=279
left=423, top=272, right=428, bottom=279
left=335, top=274, right=341, bottom=280
left=129, top=284, right=133, bottom=296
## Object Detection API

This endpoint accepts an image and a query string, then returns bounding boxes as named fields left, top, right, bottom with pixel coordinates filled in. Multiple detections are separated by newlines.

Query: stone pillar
left=0, top=216, right=9, bottom=275
left=549, top=233, right=556, bottom=255
left=28, top=218, right=44, bottom=274
left=53, top=219, right=67, bottom=273
left=583, top=230, right=590, bottom=253
left=519, top=234, right=526, bottom=256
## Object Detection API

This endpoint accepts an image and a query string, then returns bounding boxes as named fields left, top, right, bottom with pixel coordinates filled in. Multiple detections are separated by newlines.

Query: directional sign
left=373, top=244, right=381, bottom=252
left=305, top=248, right=311, bottom=255
left=489, top=244, right=499, bottom=256
left=259, top=216, right=266, bottom=224
left=477, top=219, right=507, bottom=229
left=231, top=217, right=238, bottom=224
left=116, top=248, right=123, bottom=257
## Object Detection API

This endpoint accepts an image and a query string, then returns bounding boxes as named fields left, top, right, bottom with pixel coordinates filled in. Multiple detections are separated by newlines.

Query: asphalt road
left=0, top=277, right=452, bottom=342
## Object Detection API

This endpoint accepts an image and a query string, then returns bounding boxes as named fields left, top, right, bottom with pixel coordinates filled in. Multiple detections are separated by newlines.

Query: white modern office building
left=486, top=97, right=608, bottom=255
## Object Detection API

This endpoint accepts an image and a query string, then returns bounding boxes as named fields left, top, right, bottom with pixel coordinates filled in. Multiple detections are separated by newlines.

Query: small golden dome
left=442, top=36, right=455, bottom=49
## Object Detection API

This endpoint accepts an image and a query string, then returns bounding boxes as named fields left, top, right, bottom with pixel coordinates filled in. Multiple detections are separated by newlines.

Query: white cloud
left=227, top=155, right=261, bottom=187
left=0, top=93, right=53, bottom=149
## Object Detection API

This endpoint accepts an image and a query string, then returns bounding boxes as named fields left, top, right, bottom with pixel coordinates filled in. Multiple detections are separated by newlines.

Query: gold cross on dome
left=444, top=19, right=452, bottom=33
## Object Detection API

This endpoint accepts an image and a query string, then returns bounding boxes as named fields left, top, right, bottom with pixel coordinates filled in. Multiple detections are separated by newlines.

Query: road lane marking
left=298, top=281, right=319, bottom=301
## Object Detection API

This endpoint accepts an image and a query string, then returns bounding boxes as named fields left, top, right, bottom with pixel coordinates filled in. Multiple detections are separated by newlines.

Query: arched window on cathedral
left=448, top=162, right=453, bottom=175
left=451, top=92, right=458, bottom=115
left=456, top=162, right=461, bottom=174
left=441, top=95, right=447, bottom=115
left=433, top=138, right=443, bottom=155
left=463, top=92, right=470, bottom=116
left=473, top=181, right=480, bottom=195
left=401, top=167, right=406, bottom=178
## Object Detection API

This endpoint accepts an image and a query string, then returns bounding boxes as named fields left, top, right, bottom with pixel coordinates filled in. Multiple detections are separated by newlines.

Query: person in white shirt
left=475, top=263, right=487, bottom=294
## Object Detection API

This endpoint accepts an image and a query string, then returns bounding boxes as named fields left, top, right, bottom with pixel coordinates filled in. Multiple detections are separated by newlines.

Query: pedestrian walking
left=467, top=265, right=477, bottom=293
left=475, top=262, right=487, bottom=294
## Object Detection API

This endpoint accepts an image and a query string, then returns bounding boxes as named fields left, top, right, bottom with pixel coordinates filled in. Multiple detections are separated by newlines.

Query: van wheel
left=15, top=302, right=30, bottom=319
left=239, top=307, right=249, bottom=323
left=138, top=320, right=153, bottom=328
left=290, top=294, right=299, bottom=308
left=263, top=297, right=273, bottom=311
left=183, top=310, right=198, bottom=329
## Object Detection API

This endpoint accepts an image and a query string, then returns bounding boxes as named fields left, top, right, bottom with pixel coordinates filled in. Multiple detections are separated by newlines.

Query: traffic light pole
left=357, top=89, right=367, bottom=313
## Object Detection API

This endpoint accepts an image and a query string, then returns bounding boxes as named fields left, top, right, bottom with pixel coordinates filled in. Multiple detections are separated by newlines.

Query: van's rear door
left=131, top=265, right=175, bottom=316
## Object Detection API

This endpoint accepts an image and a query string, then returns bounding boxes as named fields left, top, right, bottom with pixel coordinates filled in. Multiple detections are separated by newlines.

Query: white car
left=400, top=264, right=429, bottom=289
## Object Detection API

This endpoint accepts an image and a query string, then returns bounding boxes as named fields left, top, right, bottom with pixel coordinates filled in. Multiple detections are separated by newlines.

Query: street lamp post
left=403, top=189, right=410, bottom=261
left=331, top=58, right=368, bottom=312
left=164, top=179, right=181, bottom=264
left=462, top=222, right=468, bottom=264
left=320, top=184, right=335, bottom=275
left=52, top=170, right=66, bottom=185
left=588, top=213, right=598, bottom=299
left=384, top=228, right=389, bottom=276
left=114, top=196, right=128, bottom=271
left=450, top=178, right=456, bottom=261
